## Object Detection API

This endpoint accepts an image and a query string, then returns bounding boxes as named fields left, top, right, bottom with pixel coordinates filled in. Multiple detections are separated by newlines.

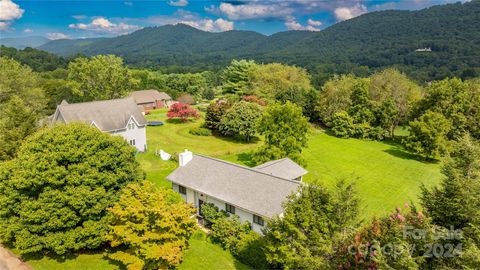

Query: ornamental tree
left=167, top=102, right=200, bottom=122
left=0, top=123, right=142, bottom=255
left=106, top=181, right=197, bottom=270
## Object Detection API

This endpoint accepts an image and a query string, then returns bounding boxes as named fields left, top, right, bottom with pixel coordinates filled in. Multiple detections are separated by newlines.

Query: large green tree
left=222, top=59, right=257, bottom=96
left=369, top=68, right=422, bottom=137
left=0, top=57, right=46, bottom=161
left=204, top=101, right=231, bottom=132
left=263, top=181, right=359, bottom=269
left=413, top=78, right=480, bottom=140
left=68, top=55, right=138, bottom=101
left=404, top=111, right=451, bottom=159
left=106, top=182, right=196, bottom=270
left=0, top=123, right=142, bottom=255
left=253, top=102, right=309, bottom=165
left=219, top=101, right=262, bottom=142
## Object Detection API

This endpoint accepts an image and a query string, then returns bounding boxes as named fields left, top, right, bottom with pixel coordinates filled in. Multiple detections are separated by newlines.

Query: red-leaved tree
left=167, top=103, right=200, bottom=121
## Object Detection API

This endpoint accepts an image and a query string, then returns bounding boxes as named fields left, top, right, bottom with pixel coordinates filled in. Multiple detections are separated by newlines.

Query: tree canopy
left=0, top=123, right=142, bottom=254
left=106, top=182, right=196, bottom=270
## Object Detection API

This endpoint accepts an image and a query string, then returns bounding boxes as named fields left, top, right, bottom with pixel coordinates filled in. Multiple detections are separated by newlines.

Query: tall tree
left=263, top=181, right=359, bottom=269
left=253, top=102, right=309, bottom=166
left=222, top=59, right=257, bottom=96
left=404, top=111, right=451, bottom=159
left=205, top=101, right=231, bottom=132
left=106, top=182, right=196, bottom=270
left=251, top=63, right=312, bottom=100
left=0, top=123, right=142, bottom=255
left=369, top=68, right=422, bottom=137
left=219, top=101, right=262, bottom=142
left=0, top=57, right=46, bottom=160
left=68, top=55, right=138, bottom=101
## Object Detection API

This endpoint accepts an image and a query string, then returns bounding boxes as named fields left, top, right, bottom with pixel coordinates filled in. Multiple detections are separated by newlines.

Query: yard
left=24, top=109, right=443, bottom=269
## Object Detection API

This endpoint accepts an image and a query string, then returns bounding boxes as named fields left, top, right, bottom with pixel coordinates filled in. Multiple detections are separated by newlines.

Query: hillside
left=39, top=0, right=480, bottom=81
left=0, top=36, right=49, bottom=49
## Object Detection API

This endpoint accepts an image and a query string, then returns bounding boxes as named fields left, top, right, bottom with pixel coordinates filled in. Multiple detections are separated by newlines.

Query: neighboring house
left=130, top=90, right=173, bottom=111
left=167, top=150, right=307, bottom=234
left=51, top=97, right=147, bottom=152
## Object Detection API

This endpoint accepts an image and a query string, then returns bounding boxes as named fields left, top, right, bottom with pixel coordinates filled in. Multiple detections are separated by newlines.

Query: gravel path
left=0, top=245, right=33, bottom=270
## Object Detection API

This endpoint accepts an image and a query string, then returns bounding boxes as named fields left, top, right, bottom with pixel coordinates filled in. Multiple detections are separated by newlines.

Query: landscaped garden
left=21, top=108, right=443, bottom=270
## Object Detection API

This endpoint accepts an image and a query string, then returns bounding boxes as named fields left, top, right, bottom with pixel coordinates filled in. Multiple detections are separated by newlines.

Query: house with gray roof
left=51, top=97, right=147, bottom=152
left=130, top=89, right=174, bottom=111
left=167, top=150, right=307, bottom=233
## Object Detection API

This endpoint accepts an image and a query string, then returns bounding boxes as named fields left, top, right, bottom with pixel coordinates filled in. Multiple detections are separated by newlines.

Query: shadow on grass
left=211, top=133, right=260, bottom=145
left=21, top=249, right=126, bottom=269
left=235, top=152, right=257, bottom=167
left=165, top=118, right=192, bottom=124
left=383, top=147, right=439, bottom=164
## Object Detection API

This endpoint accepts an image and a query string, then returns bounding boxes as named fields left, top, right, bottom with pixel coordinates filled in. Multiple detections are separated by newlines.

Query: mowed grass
left=23, top=109, right=442, bottom=269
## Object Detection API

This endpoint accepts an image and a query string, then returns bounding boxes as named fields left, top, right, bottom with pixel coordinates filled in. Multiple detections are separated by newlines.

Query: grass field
left=141, top=109, right=442, bottom=217
left=23, top=108, right=443, bottom=269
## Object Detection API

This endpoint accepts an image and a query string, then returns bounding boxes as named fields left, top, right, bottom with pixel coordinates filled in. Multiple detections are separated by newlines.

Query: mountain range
left=4, top=0, right=480, bottom=81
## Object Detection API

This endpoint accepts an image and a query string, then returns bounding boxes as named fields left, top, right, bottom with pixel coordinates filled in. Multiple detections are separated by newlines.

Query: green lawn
left=25, top=231, right=249, bottom=270
left=23, top=109, right=443, bottom=269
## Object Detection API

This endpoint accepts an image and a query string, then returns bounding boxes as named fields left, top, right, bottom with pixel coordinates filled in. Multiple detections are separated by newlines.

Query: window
left=179, top=185, right=186, bottom=195
left=253, top=214, right=264, bottom=226
left=225, top=203, right=235, bottom=214
left=129, top=139, right=136, bottom=146
left=128, top=122, right=135, bottom=130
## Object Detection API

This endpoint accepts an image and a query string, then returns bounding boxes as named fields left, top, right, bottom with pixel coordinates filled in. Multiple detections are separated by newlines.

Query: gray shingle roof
left=254, top=158, right=308, bottom=180
left=130, top=90, right=172, bottom=104
left=54, top=97, right=146, bottom=131
left=166, top=155, right=302, bottom=218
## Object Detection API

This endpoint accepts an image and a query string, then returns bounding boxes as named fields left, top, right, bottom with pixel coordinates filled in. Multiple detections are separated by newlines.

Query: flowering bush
left=167, top=102, right=200, bottom=121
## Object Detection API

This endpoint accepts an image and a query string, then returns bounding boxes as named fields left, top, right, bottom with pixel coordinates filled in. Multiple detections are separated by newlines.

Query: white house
left=51, top=97, right=147, bottom=152
left=166, top=150, right=307, bottom=234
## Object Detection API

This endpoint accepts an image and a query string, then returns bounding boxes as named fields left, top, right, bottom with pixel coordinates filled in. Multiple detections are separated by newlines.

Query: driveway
left=0, top=245, right=32, bottom=270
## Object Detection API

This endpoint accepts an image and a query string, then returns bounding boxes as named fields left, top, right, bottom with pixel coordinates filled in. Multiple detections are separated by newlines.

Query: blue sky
left=0, top=0, right=465, bottom=39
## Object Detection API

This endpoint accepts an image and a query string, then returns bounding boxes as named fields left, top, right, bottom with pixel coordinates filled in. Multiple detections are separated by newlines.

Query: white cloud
left=214, top=2, right=292, bottom=20
left=307, top=18, right=322, bottom=26
left=47, top=32, right=69, bottom=40
left=168, top=0, right=188, bottom=7
left=23, top=28, right=33, bottom=33
left=69, top=17, right=140, bottom=34
left=0, top=0, right=24, bottom=21
left=179, top=18, right=234, bottom=32
left=72, top=15, right=86, bottom=20
left=124, top=1, right=133, bottom=6
left=285, top=16, right=320, bottom=31
left=334, top=3, right=368, bottom=21
left=0, top=21, right=10, bottom=30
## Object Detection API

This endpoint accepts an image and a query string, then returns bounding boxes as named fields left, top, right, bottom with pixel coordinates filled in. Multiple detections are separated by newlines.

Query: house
left=51, top=97, right=147, bottom=152
left=130, top=90, right=173, bottom=111
left=167, top=150, right=307, bottom=234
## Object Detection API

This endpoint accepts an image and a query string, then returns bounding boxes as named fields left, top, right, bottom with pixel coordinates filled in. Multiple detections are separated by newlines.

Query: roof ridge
left=193, top=154, right=301, bottom=185
left=59, top=97, right=134, bottom=107
left=255, top=158, right=289, bottom=169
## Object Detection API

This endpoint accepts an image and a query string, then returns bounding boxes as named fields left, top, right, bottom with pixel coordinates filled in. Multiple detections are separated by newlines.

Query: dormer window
left=128, top=122, right=135, bottom=130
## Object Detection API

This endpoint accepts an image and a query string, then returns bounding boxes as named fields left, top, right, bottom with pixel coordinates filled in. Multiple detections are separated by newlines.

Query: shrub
left=201, top=203, right=228, bottom=227
left=189, top=127, right=212, bottom=136
left=211, top=215, right=251, bottom=250
left=232, top=231, right=268, bottom=269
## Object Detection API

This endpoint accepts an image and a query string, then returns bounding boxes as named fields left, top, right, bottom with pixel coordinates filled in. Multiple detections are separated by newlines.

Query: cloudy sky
left=0, top=0, right=465, bottom=39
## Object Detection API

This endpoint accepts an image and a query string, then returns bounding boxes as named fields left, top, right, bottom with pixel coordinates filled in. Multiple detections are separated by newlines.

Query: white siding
left=111, top=118, right=147, bottom=152
left=174, top=186, right=266, bottom=234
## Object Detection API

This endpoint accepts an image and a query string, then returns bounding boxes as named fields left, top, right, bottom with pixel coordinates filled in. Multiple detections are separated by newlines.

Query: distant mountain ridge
left=38, top=0, right=480, bottom=80
left=0, top=36, right=49, bottom=49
